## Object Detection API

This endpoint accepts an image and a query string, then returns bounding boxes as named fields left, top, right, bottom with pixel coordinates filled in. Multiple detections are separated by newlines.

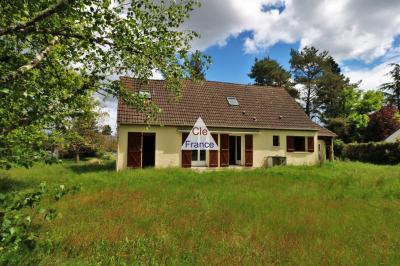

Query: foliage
left=0, top=63, right=95, bottom=169
left=62, top=100, right=105, bottom=162
left=0, top=182, right=80, bottom=264
left=342, top=141, right=400, bottom=164
left=249, top=57, right=298, bottom=98
left=188, top=50, right=211, bottom=80
left=290, top=46, right=329, bottom=117
left=380, top=63, right=400, bottom=110
left=364, top=105, right=400, bottom=142
left=101, top=125, right=112, bottom=136
left=2, top=161, right=400, bottom=264
left=333, top=138, right=345, bottom=158
left=0, top=0, right=203, bottom=168
left=326, top=88, right=384, bottom=143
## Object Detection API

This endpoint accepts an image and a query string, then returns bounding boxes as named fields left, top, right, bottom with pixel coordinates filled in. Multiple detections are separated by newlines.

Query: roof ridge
left=120, top=76, right=283, bottom=90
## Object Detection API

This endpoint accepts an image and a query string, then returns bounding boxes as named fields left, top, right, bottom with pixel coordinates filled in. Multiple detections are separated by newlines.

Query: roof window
left=139, top=90, right=151, bottom=99
left=227, top=96, right=239, bottom=106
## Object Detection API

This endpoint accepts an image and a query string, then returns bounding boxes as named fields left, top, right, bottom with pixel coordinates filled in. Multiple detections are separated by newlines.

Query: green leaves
left=0, top=183, right=80, bottom=263
left=0, top=0, right=202, bottom=168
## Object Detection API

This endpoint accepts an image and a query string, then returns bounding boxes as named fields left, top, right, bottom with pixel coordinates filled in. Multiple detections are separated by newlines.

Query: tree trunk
left=74, top=151, right=80, bottom=163
left=397, top=88, right=400, bottom=110
left=305, top=85, right=311, bottom=117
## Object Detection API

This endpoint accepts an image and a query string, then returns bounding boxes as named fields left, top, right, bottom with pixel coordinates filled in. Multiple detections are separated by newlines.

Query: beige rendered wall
left=252, top=130, right=318, bottom=167
left=117, top=125, right=319, bottom=170
left=317, top=139, right=326, bottom=164
left=117, top=125, right=182, bottom=171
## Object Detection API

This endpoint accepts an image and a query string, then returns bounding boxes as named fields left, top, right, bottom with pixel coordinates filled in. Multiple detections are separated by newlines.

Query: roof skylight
left=227, top=96, right=239, bottom=106
left=139, top=90, right=151, bottom=99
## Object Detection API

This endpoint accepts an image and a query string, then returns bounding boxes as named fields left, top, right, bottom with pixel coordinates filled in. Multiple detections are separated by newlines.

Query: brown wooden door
left=181, top=133, right=192, bottom=168
left=127, top=132, right=142, bottom=168
left=209, top=133, right=218, bottom=167
left=220, top=134, right=229, bottom=167
left=307, top=137, right=314, bottom=152
left=245, top=135, right=253, bottom=167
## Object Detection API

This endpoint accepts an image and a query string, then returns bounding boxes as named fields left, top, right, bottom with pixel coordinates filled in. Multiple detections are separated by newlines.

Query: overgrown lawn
left=1, top=161, right=400, bottom=265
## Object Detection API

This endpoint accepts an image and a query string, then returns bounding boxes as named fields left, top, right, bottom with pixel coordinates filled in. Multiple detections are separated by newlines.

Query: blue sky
left=204, top=31, right=299, bottom=84
left=204, top=33, right=400, bottom=86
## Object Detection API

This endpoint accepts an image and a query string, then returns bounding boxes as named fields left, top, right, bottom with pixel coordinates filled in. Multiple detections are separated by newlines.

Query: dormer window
left=227, top=96, right=239, bottom=106
left=139, top=90, right=151, bottom=99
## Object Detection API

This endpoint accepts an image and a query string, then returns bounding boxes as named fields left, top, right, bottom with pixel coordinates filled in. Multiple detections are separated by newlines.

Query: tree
left=63, top=102, right=104, bottom=163
left=290, top=46, right=329, bottom=117
left=249, top=57, right=290, bottom=87
left=101, top=125, right=112, bottom=136
left=364, top=106, right=400, bottom=142
left=249, top=57, right=298, bottom=98
left=380, top=63, right=400, bottom=110
left=315, top=55, right=359, bottom=122
left=0, top=0, right=203, bottom=168
left=188, top=50, right=211, bottom=80
left=326, top=88, right=384, bottom=143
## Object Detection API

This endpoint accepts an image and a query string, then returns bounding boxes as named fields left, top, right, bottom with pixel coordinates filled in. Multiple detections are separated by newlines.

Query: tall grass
left=1, top=160, right=400, bottom=265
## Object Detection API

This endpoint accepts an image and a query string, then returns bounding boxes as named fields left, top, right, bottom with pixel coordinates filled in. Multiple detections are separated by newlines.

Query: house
left=385, top=128, right=400, bottom=142
left=116, top=77, right=336, bottom=170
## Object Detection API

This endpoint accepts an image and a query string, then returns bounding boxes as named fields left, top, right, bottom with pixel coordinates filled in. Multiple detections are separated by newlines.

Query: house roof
left=315, top=124, right=337, bottom=137
left=118, top=77, right=322, bottom=131
left=385, top=128, right=400, bottom=142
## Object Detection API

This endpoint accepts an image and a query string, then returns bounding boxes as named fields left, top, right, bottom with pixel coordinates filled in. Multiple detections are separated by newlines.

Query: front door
left=142, top=133, right=155, bottom=167
left=229, top=136, right=241, bottom=165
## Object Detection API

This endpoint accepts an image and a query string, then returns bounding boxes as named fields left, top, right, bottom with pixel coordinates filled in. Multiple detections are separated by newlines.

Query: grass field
left=1, top=160, right=400, bottom=265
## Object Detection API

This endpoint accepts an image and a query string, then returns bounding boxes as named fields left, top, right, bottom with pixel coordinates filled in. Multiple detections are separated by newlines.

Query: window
left=273, top=135, right=280, bottom=146
left=139, top=90, right=151, bottom=99
left=294, top=137, right=306, bottom=151
left=227, top=96, right=239, bottom=106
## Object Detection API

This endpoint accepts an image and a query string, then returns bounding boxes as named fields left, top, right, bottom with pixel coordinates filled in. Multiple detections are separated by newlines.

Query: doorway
left=142, top=133, right=155, bottom=167
left=229, top=136, right=241, bottom=165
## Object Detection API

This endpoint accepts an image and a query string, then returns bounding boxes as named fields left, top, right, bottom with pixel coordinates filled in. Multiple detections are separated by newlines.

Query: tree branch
left=0, top=0, right=71, bottom=36
left=1, top=37, right=59, bottom=83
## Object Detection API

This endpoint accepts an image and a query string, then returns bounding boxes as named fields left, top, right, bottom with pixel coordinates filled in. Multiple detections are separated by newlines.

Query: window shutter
left=220, top=134, right=229, bottom=167
left=245, top=135, right=253, bottom=167
left=209, top=133, right=218, bottom=167
left=128, top=132, right=142, bottom=168
left=307, top=137, right=314, bottom=152
left=181, top=133, right=191, bottom=168
left=287, top=136, right=295, bottom=152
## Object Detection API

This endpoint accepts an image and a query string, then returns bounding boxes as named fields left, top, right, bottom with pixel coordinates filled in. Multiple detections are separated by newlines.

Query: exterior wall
left=117, top=125, right=182, bottom=171
left=252, top=130, right=318, bottom=167
left=117, top=124, right=319, bottom=170
left=318, top=139, right=326, bottom=164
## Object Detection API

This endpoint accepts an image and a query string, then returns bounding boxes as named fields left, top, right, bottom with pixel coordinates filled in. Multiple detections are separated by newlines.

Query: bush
left=333, top=139, right=345, bottom=159
left=342, top=141, right=400, bottom=164
left=0, top=183, right=80, bottom=264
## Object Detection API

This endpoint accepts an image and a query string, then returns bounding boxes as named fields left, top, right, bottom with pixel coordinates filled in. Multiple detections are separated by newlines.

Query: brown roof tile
left=117, top=77, right=320, bottom=131
left=316, top=124, right=337, bottom=137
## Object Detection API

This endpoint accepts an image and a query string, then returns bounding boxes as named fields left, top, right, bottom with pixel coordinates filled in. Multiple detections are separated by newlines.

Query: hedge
left=342, top=141, right=400, bottom=165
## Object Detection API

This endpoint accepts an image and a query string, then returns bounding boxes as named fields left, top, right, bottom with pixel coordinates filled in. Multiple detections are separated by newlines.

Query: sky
left=102, top=0, right=400, bottom=133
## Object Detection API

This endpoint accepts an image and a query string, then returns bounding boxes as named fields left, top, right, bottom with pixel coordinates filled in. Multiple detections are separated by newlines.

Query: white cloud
left=185, top=0, right=400, bottom=62
left=344, top=47, right=400, bottom=90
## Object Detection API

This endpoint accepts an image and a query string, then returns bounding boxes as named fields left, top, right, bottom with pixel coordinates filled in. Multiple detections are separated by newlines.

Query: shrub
left=333, top=139, right=345, bottom=158
left=342, top=141, right=400, bottom=164
left=0, top=183, right=80, bottom=264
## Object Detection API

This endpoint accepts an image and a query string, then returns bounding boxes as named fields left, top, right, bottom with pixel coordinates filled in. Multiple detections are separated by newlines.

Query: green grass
left=2, top=160, right=400, bottom=265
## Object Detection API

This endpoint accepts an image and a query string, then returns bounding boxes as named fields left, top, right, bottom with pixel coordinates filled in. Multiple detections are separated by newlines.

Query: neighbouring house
left=385, top=128, right=400, bottom=143
left=116, top=77, right=336, bottom=170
